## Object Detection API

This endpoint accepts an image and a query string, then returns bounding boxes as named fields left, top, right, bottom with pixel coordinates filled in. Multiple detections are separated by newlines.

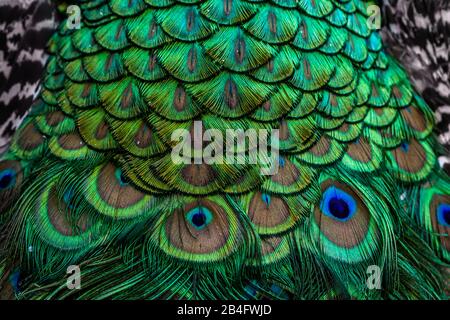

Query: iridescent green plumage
left=0, top=0, right=448, bottom=300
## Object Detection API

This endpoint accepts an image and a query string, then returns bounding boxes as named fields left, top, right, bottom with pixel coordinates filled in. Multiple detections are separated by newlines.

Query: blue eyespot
left=9, top=269, right=21, bottom=293
left=115, top=168, right=129, bottom=186
left=437, top=203, right=450, bottom=227
left=400, top=141, right=409, bottom=152
left=186, top=206, right=213, bottom=230
left=244, top=285, right=257, bottom=297
left=279, top=157, right=286, bottom=168
left=261, top=193, right=271, bottom=206
left=0, top=168, right=16, bottom=190
left=320, top=186, right=357, bottom=222
left=270, top=284, right=283, bottom=295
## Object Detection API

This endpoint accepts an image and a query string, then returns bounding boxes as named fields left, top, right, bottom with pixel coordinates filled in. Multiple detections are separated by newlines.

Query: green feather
left=141, top=80, right=200, bottom=121
left=156, top=6, right=217, bottom=41
left=201, top=0, right=257, bottom=25
left=85, top=162, right=157, bottom=219
left=126, top=10, right=172, bottom=48
left=158, top=42, right=220, bottom=82
left=298, top=0, right=333, bottom=17
left=83, top=52, right=125, bottom=82
left=72, top=27, right=102, bottom=54
left=76, top=108, right=118, bottom=150
left=203, top=26, right=276, bottom=72
left=108, top=117, right=167, bottom=157
left=10, top=119, right=47, bottom=160
left=99, top=78, right=147, bottom=119
left=66, top=81, right=99, bottom=108
left=110, top=0, right=146, bottom=16
left=244, top=5, right=299, bottom=44
left=186, top=73, right=274, bottom=118
left=293, top=15, right=329, bottom=50
left=95, top=19, right=129, bottom=51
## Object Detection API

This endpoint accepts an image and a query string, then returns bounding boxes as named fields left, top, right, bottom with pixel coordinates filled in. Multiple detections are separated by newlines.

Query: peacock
left=0, top=0, right=449, bottom=300
left=0, top=0, right=59, bottom=155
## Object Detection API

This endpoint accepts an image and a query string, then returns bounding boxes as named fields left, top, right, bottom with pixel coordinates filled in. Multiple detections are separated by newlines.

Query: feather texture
left=0, top=0, right=448, bottom=300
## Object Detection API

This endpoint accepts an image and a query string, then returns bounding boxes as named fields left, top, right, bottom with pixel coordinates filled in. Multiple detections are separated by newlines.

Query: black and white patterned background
left=0, top=0, right=58, bottom=154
